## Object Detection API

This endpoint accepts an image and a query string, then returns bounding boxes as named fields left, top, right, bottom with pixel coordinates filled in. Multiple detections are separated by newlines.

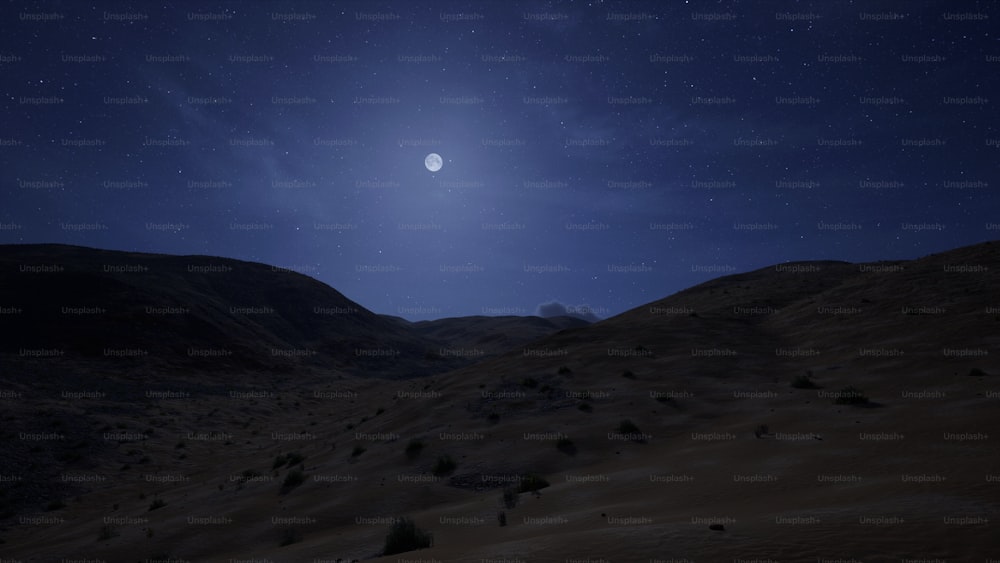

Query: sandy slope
left=1, top=241, right=998, bottom=561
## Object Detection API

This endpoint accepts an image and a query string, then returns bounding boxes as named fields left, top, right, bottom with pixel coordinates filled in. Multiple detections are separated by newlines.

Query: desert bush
left=521, top=377, right=539, bottom=388
left=617, top=419, right=641, bottom=434
left=45, top=500, right=66, bottom=511
left=791, top=373, right=818, bottom=389
left=501, top=487, right=519, bottom=509
left=754, top=424, right=769, bottom=438
left=622, top=370, right=636, bottom=379
left=558, top=365, right=572, bottom=375
left=97, top=524, right=118, bottom=541
left=518, top=473, right=550, bottom=493
left=281, top=469, right=305, bottom=493
left=351, top=445, right=366, bottom=457
left=148, top=498, right=166, bottom=511
left=833, top=386, right=869, bottom=405
left=488, top=412, right=500, bottom=422
left=404, top=439, right=425, bottom=459
left=968, top=367, right=988, bottom=377
left=272, top=454, right=288, bottom=470
left=556, top=437, right=576, bottom=455
left=279, top=527, right=302, bottom=546
left=578, top=403, right=592, bottom=412
left=286, top=452, right=305, bottom=466
left=497, top=510, right=507, bottom=526
left=382, top=517, right=433, bottom=555
left=432, top=455, right=456, bottom=476
left=57, top=451, right=83, bottom=463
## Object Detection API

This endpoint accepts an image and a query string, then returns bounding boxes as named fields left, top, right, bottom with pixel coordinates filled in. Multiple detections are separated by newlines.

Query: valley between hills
left=1, top=242, right=998, bottom=562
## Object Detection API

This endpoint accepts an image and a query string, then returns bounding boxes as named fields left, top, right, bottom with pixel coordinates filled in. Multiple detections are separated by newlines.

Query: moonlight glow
left=424, top=153, right=443, bottom=172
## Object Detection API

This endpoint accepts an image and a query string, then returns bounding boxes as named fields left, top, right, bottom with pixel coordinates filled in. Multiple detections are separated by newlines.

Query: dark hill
left=0, top=244, right=463, bottom=381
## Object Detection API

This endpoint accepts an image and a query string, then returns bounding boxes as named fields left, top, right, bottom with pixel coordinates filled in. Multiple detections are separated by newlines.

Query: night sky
left=2, top=1, right=997, bottom=321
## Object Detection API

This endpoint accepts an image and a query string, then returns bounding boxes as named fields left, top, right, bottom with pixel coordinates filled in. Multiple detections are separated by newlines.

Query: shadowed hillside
left=0, top=244, right=468, bottom=380
left=1, top=241, right=998, bottom=561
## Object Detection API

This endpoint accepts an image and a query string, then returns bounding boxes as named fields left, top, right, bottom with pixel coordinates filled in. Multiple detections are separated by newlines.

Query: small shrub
left=556, top=437, right=576, bottom=455
left=45, top=500, right=66, bottom=511
left=432, top=455, right=456, bottom=476
left=558, top=366, right=572, bottom=375
left=518, top=473, right=550, bottom=493
left=501, top=487, right=519, bottom=509
left=279, top=527, right=302, bottom=546
left=521, top=377, right=539, bottom=389
left=97, top=524, right=118, bottom=541
left=497, top=510, right=507, bottom=526
left=968, top=367, right=988, bottom=377
left=754, top=424, right=769, bottom=438
left=617, top=419, right=646, bottom=442
left=833, top=386, right=869, bottom=405
left=487, top=412, right=500, bottom=423
left=405, top=439, right=425, bottom=459
left=578, top=403, right=592, bottom=413
left=56, top=451, right=83, bottom=463
left=273, top=454, right=288, bottom=469
left=286, top=452, right=305, bottom=466
left=383, top=517, right=433, bottom=555
left=351, top=445, right=366, bottom=457
left=174, top=440, right=185, bottom=449
left=622, top=370, right=636, bottom=379
left=281, top=469, right=306, bottom=493
left=617, top=419, right=641, bottom=435
left=376, top=407, right=385, bottom=415
left=791, top=373, right=818, bottom=389
left=148, top=498, right=166, bottom=511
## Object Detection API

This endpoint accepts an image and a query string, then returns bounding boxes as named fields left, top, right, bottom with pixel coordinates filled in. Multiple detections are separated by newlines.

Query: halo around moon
left=424, top=153, right=443, bottom=172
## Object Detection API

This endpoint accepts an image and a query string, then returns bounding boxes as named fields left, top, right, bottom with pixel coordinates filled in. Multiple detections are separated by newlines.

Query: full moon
left=424, top=153, right=443, bottom=172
